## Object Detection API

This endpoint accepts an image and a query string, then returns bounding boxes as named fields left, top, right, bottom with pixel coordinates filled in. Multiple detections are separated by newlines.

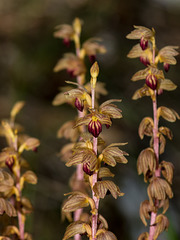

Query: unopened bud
left=90, top=62, right=99, bottom=78
left=73, top=18, right=81, bottom=35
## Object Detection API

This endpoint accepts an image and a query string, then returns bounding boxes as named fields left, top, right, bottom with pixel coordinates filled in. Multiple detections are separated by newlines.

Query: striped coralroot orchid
left=61, top=62, right=128, bottom=240
left=53, top=18, right=123, bottom=240
left=127, top=25, right=179, bottom=240
left=0, top=101, right=39, bottom=240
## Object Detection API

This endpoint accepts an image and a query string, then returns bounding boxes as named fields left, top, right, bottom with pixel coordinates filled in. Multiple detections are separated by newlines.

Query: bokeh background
left=0, top=0, right=180, bottom=239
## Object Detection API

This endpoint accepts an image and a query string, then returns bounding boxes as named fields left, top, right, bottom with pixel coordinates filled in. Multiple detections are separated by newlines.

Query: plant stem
left=73, top=33, right=84, bottom=240
left=148, top=37, right=161, bottom=240
left=14, top=134, right=25, bottom=240
left=16, top=170, right=25, bottom=240
left=91, top=86, right=99, bottom=240
left=149, top=91, right=160, bottom=240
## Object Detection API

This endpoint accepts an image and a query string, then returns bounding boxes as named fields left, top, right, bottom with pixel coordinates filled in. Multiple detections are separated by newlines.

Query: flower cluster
left=127, top=26, right=178, bottom=95
left=0, top=101, right=40, bottom=240
left=53, top=18, right=106, bottom=82
left=127, top=26, right=179, bottom=240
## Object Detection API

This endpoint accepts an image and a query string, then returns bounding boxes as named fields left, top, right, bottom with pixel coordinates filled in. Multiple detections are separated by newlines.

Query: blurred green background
left=0, top=0, right=180, bottom=239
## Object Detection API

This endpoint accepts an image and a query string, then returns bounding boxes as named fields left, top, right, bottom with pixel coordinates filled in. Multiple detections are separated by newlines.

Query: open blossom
left=54, top=24, right=74, bottom=47
left=73, top=111, right=112, bottom=138
left=54, top=53, right=86, bottom=77
left=82, top=38, right=106, bottom=64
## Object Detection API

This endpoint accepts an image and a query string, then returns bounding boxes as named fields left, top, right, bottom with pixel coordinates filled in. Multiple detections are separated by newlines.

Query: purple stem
left=73, top=38, right=84, bottom=240
left=148, top=38, right=161, bottom=239
left=91, top=87, right=99, bottom=240
left=16, top=172, right=25, bottom=240
left=14, top=135, right=25, bottom=240
left=149, top=91, right=160, bottom=240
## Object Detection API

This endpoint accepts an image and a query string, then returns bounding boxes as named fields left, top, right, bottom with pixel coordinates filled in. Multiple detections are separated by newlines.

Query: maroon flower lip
left=75, top=97, right=84, bottom=112
left=145, top=74, right=157, bottom=90
left=163, top=63, right=170, bottom=72
left=140, top=56, right=150, bottom=66
left=88, top=118, right=102, bottom=138
left=5, top=156, right=15, bottom=170
left=140, top=37, right=148, bottom=51
left=63, top=38, right=70, bottom=48
left=83, top=163, right=94, bottom=176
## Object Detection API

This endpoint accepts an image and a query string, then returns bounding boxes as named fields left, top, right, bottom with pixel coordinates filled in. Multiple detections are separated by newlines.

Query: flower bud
left=163, top=63, right=170, bottom=72
left=140, top=37, right=148, bottom=50
left=90, top=61, right=99, bottom=78
left=88, top=118, right=102, bottom=138
left=146, top=74, right=157, bottom=90
left=73, top=18, right=81, bottom=35
left=83, top=163, right=93, bottom=176
left=75, top=97, right=84, bottom=112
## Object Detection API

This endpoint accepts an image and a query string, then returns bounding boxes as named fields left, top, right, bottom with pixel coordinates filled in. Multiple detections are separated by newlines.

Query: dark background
left=0, top=0, right=180, bottom=239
